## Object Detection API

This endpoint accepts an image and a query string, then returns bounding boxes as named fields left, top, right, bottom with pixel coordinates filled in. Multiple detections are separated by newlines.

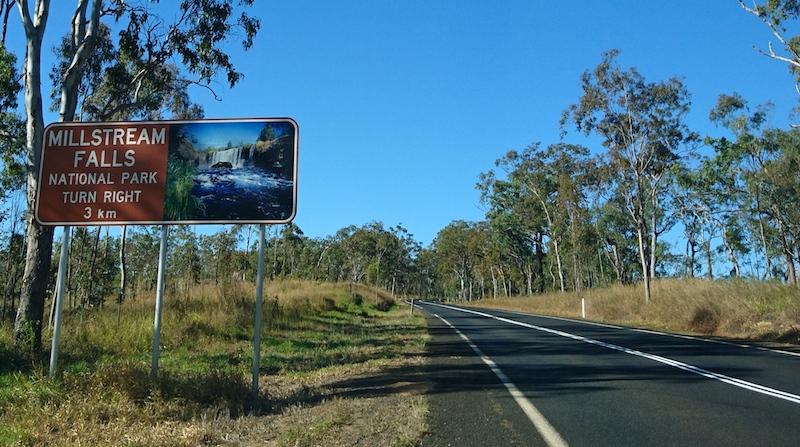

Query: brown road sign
left=35, top=118, right=298, bottom=226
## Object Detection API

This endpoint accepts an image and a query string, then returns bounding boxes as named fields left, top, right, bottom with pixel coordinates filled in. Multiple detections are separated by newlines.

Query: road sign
left=35, top=118, right=298, bottom=226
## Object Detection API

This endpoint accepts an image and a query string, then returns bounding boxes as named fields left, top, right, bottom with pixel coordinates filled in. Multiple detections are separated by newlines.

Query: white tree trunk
left=13, top=0, right=53, bottom=349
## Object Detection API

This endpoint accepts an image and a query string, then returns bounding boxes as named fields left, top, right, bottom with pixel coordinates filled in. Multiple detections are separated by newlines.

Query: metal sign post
left=151, top=225, right=169, bottom=381
left=34, top=118, right=298, bottom=383
left=49, top=226, right=71, bottom=378
left=252, top=224, right=266, bottom=396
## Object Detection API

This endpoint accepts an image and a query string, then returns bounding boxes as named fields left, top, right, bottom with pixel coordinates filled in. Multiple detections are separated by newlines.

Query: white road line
left=432, top=312, right=569, bottom=447
left=492, top=307, right=800, bottom=358
left=425, top=302, right=800, bottom=405
left=497, top=307, right=800, bottom=358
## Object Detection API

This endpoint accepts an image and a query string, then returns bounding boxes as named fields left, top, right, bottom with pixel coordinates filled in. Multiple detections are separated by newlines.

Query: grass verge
left=0, top=281, right=428, bottom=446
left=470, top=278, right=800, bottom=344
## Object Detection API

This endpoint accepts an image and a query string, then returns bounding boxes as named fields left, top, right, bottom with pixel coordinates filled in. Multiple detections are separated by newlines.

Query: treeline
left=6, top=52, right=800, bottom=314
left=6, top=3, right=800, bottom=317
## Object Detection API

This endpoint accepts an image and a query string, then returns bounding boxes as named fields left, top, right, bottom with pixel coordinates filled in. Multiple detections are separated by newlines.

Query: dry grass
left=471, top=278, right=800, bottom=343
left=0, top=280, right=428, bottom=447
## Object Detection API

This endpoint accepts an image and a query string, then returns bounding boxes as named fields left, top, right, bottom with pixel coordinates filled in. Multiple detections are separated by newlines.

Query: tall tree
left=705, top=94, right=798, bottom=281
left=432, top=220, right=484, bottom=301
left=739, top=0, right=800, bottom=99
left=478, top=154, right=546, bottom=295
left=12, top=0, right=259, bottom=352
left=561, top=50, right=695, bottom=302
left=0, top=42, right=23, bottom=201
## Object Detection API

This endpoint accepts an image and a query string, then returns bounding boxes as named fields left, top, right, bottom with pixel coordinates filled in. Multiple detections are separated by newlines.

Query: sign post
left=36, top=118, right=298, bottom=380
left=48, top=227, right=71, bottom=379
left=37, top=118, right=298, bottom=226
left=252, top=225, right=266, bottom=396
left=151, top=225, right=169, bottom=381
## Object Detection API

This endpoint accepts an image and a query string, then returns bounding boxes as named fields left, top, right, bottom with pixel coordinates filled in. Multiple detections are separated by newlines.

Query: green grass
left=0, top=280, right=427, bottom=446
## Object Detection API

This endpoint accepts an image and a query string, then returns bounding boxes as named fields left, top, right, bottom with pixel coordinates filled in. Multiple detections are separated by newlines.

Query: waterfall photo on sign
left=165, top=119, right=297, bottom=224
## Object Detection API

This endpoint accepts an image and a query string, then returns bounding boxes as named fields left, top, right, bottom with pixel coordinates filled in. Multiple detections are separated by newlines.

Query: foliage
left=10, top=0, right=261, bottom=358
left=561, top=49, right=696, bottom=301
left=739, top=0, right=800, bottom=97
left=0, top=44, right=23, bottom=199
left=164, top=154, right=205, bottom=221
left=59, top=227, right=119, bottom=308
left=7, top=5, right=800, bottom=367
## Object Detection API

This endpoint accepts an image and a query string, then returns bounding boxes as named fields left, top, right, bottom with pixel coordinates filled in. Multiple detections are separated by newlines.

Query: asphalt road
left=416, top=300, right=800, bottom=447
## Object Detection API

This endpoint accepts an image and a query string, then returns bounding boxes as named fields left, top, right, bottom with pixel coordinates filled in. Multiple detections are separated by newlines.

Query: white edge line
left=423, top=302, right=800, bottom=405
left=489, top=306, right=800, bottom=358
left=432, top=312, right=569, bottom=447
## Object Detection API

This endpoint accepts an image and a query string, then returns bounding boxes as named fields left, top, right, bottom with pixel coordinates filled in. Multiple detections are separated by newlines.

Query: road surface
left=416, top=301, right=800, bottom=447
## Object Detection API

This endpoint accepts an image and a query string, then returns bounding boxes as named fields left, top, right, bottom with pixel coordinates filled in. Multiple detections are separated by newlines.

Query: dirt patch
left=214, top=357, right=428, bottom=447
left=222, top=356, right=431, bottom=447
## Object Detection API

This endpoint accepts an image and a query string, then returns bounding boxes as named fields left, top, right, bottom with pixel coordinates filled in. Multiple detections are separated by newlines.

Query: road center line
left=432, top=311, right=569, bottom=447
left=426, top=302, right=800, bottom=405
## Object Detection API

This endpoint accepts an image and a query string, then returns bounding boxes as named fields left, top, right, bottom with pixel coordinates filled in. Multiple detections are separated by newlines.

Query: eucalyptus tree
left=0, top=222, right=23, bottom=319
left=0, top=38, right=24, bottom=319
left=432, top=220, right=485, bottom=301
left=167, top=225, right=200, bottom=293
left=480, top=218, right=519, bottom=297
left=199, top=227, right=238, bottom=284
left=123, top=226, right=161, bottom=294
left=705, top=94, right=796, bottom=281
left=383, top=224, right=419, bottom=297
left=490, top=144, right=568, bottom=292
left=365, top=222, right=395, bottom=302
left=296, top=235, right=326, bottom=281
left=739, top=0, right=800, bottom=98
left=0, top=42, right=23, bottom=202
left=1, top=1, right=13, bottom=43
left=479, top=141, right=596, bottom=294
left=478, top=156, right=546, bottom=295
left=593, top=200, right=637, bottom=285
left=673, top=149, right=748, bottom=279
left=336, top=224, right=376, bottom=288
left=65, top=226, right=118, bottom=308
left=414, top=246, right=438, bottom=298
left=277, top=223, right=305, bottom=277
left=12, top=0, right=259, bottom=352
left=311, top=234, right=346, bottom=283
left=561, top=50, right=695, bottom=302
left=761, top=127, right=800, bottom=281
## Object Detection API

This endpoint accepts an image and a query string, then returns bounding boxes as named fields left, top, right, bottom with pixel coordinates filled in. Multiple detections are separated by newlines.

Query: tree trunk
left=14, top=218, right=54, bottom=351
left=686, top=239, right=696, bottom=278
left=779, top=230, right=797, bottom=284
left=87, top=227, right=101, bottom=306
left=636, top=225, right=651, bottom=303
left=720, top=224, right=740, bottom=278
left=553, top=238, right=566, bottom=292
left=13, top=1, right=52, bottom=352
left=535, top=233, right=544, bottom=293
left=490, top=265, right=498, bottom=298
left=604, top=241, right=625, bottom=285
left=499, top=265, right=508, bottom=297
left=650, top=205, right=658, bottom=280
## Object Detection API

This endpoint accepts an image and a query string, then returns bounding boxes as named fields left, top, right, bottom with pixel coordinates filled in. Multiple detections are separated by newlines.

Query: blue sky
left=12, top=1, right=800, bottom=247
